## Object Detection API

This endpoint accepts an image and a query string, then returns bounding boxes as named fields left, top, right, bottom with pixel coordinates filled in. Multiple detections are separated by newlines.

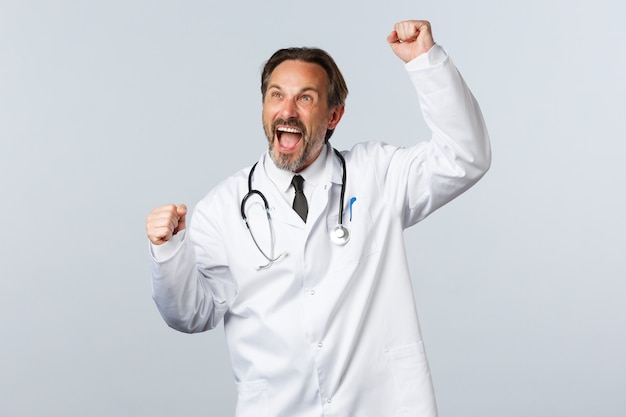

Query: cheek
left=262, top=105, right=284, bottom=126
left=310, top=113, right=331, bottom=132
left=262, top=110, right=273, bottom=129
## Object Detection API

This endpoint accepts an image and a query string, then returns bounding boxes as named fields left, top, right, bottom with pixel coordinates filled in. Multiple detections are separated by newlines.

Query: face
left=262, top=60, right=344, bottom=172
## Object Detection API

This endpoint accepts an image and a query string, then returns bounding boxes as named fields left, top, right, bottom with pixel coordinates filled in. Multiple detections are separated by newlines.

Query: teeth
left=277, top=127, right=301, bottom=134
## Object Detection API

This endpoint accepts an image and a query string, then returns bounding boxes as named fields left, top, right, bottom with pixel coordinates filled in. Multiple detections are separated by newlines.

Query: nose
left=278, top=98, right=298, bottom=120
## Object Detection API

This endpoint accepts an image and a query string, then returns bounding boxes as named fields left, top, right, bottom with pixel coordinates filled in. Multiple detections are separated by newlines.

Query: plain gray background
left=1, top=0, right=624, bottom=416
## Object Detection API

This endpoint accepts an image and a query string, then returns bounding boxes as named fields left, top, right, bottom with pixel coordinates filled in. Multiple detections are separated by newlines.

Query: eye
left=300, top=95, right=313, bottom=103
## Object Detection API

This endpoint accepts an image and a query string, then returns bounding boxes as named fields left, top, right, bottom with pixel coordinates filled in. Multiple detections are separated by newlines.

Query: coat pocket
left=384, top=342, right=438, bottom=417
left=235, top=379, right=268, bottom=417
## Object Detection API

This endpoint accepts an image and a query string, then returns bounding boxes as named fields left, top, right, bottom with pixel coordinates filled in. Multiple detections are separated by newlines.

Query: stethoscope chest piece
left=243, top=148, right=351, bottom=265
left=330, top=225, right=350, bottom=246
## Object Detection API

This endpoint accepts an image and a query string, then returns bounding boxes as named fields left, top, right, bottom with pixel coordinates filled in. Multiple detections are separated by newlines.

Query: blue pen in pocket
left=349, top=197, right=357, bottom=221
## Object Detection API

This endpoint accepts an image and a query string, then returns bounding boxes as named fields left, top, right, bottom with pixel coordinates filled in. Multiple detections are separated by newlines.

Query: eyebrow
left=267, top=84, right=321, bottom=95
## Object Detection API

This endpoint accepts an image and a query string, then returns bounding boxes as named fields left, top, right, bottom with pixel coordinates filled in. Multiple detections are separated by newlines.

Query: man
left=146, top=20, right=490, bottom=417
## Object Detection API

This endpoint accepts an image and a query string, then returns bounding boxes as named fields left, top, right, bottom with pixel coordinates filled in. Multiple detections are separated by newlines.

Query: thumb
left=386, top=30, right=400, bottom=45
left=174, top=204, right=187, bottom=234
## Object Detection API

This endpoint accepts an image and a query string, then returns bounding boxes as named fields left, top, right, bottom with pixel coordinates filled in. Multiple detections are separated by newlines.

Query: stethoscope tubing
left=334, top=149, right=347, bottom=226
left=241, top=148, right=349, bottom=267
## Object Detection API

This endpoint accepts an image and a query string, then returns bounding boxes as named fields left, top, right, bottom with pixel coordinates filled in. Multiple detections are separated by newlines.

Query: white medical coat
left=151, top=46, right=491, bottom=417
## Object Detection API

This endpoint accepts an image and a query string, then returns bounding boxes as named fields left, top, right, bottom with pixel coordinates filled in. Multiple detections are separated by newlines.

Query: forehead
left=267, top=60, right=329, bottom=91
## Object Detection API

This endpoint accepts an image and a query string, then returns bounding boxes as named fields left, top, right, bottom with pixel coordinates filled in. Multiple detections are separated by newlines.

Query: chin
left=271, top=150, right=305, bottom=172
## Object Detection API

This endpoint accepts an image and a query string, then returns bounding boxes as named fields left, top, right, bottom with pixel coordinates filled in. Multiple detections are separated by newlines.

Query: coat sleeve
left=374, top=45, right=492, bottom=227
left=150, top=194, right=237, bottom=333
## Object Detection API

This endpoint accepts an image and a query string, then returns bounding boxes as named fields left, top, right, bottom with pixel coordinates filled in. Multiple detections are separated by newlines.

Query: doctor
left=146, top=20, right=490, bottom=417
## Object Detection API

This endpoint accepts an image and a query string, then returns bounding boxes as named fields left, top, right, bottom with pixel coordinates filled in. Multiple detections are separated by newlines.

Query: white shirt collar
left=264, top=145, right=329, bottom=194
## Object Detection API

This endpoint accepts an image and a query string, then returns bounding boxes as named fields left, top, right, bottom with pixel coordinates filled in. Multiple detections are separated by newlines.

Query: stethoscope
left=240, top=148, right=350, bottom=269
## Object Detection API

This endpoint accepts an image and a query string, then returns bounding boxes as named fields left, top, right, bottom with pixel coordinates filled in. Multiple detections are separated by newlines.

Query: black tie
left=291, top=175, right=308, bottom=222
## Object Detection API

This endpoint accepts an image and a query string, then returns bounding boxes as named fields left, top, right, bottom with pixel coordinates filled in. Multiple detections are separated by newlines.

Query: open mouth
left=275, top=125, right=304, bottom=152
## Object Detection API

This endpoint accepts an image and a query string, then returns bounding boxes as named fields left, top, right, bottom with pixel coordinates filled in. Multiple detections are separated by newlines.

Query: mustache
left=272, top=118, right=307, bottom=136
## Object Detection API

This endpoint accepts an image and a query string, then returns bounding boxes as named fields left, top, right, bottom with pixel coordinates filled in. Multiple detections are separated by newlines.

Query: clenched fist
left=387, top=20, right=435, bottom=63
left=146, top=204, right=187, bottom=245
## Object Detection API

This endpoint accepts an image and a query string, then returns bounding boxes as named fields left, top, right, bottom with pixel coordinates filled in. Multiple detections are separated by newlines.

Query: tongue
left=279, top=132, right=302, bottom=151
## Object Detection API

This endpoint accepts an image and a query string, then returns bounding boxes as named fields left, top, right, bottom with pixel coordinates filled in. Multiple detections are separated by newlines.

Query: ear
left=327, top=106, right=345, bottom=130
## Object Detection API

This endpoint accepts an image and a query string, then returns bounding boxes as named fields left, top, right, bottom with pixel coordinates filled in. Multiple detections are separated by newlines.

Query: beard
left=264, top=118, right=325, bottom=172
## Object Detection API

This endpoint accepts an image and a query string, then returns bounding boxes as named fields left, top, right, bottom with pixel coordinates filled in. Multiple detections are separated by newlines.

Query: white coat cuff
left=404, top=44, right=447, bottom=71
left=150, top=229, right=186, bottom=261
